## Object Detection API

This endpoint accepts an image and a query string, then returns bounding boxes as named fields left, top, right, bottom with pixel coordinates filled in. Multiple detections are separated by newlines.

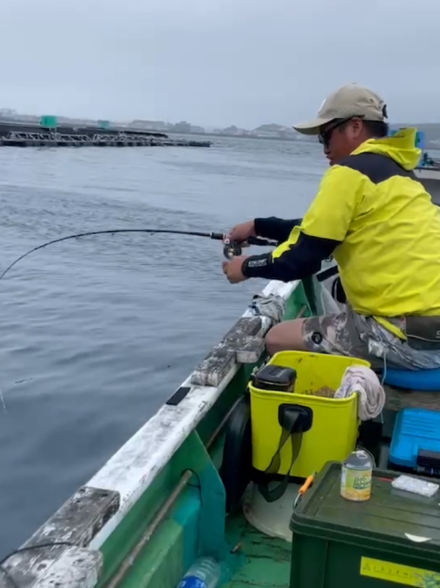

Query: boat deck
left=225, top=513, right=291, bottom=588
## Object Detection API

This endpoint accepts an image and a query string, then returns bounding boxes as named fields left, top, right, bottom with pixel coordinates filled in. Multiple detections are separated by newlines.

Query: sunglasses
left=318, top=118, right=354, bottom=147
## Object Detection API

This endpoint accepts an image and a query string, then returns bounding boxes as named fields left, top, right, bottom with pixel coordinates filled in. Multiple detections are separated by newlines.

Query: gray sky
left=2, top=0, right=438, bottom=128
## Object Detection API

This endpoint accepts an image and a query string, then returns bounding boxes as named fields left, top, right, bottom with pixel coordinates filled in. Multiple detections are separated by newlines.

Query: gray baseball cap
left=293, top=83, right=387, bottom=135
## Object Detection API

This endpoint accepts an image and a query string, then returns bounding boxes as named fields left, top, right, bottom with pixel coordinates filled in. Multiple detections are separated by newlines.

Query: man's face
left=318, top=117, right=364, bottom=165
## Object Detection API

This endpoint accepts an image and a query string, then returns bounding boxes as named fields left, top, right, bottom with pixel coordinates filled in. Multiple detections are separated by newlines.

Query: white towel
left=334, top=365, right=385, bottom=420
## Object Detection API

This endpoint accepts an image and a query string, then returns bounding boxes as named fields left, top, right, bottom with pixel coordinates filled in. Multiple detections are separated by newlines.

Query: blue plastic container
left=389, top=408, right=440, bottom=472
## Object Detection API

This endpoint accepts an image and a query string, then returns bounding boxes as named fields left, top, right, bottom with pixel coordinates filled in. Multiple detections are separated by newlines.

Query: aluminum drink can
left=340, top=449, right=372, bottom=501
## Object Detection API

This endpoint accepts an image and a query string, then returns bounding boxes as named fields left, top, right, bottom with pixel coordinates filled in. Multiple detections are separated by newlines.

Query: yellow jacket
left=244, top=128, right=440, bottom=327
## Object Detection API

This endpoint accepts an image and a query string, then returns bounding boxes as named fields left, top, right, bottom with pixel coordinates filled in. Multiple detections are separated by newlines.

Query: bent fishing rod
left=0, top=228, right=277, bottom=283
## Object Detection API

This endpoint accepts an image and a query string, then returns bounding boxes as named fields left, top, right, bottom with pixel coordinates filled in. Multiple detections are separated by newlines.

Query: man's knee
left=265, top=325, right=283, bottom=355
left=265, top=320, right=307, bottom=355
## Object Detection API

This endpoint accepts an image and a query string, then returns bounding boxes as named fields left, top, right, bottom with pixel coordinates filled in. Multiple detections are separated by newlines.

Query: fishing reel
left=209, top=232, right=275, bottom=260
left=222, top=235, right=277, bottom=259
left=223, top=240, right=243, bottom=259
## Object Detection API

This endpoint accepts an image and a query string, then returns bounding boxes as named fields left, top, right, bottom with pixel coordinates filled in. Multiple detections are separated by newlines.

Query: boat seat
left=384, top=367, right=440, bottom=391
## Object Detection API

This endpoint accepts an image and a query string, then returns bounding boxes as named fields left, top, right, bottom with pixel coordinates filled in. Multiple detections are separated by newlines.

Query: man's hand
left=226, top=220, right=256, bottom=244
left=222, top=256, right=249, bottom=283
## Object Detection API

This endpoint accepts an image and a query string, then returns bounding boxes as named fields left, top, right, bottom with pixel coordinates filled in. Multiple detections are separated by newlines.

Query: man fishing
left=222, top=83, right=440, bottom=369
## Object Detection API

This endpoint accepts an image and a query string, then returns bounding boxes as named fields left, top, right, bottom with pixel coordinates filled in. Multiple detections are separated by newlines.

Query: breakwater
left=0, top=121, right=211, bottom=148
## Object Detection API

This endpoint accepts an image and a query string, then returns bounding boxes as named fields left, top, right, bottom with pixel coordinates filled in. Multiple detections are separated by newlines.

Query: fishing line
left=0, top=229, right=275, bottom=282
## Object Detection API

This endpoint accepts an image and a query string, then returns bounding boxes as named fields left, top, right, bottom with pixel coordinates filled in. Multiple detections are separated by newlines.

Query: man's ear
left=351, top=117, right=364, bottom=138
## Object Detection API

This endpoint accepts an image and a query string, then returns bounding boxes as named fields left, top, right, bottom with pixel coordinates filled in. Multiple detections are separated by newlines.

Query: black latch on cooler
left=416, top=449, right=440, bottom=475
left=258, top=404, right=313, bottom=503
left=251, top=364, right=297, bottom=393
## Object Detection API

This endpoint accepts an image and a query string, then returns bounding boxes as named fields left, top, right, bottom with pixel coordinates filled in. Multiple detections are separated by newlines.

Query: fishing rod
left=0, top=229, right=276, bottom=283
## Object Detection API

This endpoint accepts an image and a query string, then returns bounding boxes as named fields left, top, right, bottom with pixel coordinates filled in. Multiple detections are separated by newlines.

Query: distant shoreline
left=2, top=114, right=440, bottom=146
left=169, top=130, right=314, bottom=142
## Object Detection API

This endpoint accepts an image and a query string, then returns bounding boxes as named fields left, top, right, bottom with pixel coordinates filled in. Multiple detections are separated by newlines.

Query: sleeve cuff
left=242, top=253, right=272, bottom=278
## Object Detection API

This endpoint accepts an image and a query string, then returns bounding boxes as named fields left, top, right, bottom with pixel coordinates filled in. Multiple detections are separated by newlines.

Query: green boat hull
left=4, top=272, right=438, bottom=588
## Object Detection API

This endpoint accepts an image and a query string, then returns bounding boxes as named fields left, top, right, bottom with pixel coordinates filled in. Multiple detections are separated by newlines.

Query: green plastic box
left=290, top=462, right=440, bottom=587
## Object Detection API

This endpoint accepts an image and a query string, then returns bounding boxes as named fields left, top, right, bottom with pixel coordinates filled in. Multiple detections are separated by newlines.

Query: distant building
left=173, top=121, right=192, bottom=133
left=219, top=125, right=252, bottom=136
left=129, top=120, right=169, bottom=131
left=0, top=108, right=17, bottom=118
left=251, top=123, right=298, bottom=139
left=190, top=125, right=205, bottom=134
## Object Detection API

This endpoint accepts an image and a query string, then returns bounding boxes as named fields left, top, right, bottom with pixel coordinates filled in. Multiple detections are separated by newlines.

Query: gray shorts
left=302, top=309, right=440, bottom=371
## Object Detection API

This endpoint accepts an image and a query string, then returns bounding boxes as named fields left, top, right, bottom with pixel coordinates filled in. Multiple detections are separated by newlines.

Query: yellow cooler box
left=249, top=351, right=370, bottom=489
